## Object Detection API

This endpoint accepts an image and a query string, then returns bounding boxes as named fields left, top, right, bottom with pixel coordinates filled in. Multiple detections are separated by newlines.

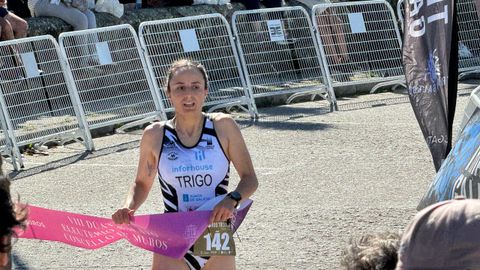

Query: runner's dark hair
left=0, top=158, right=27, bottom=253
left=165, top=59, right=208, bottom=92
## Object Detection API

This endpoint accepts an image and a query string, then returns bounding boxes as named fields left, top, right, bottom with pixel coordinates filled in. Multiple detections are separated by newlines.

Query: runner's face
left=167, top=68, right=207, bottom=114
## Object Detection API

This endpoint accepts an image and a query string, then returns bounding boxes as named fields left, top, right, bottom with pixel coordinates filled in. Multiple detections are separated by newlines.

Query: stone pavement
left=8, top=80, right=479, bottom=269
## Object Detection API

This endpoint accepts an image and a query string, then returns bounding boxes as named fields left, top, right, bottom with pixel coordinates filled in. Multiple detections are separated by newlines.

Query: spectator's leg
left=0, top=250, right=12, bottom=270
left=4, top=12, right=28, bottom=38
left=317, top=13, right=337, bottom=62
left=82, top=9, right=99, bottom=64
left=328, top=10, right=350, bottom=70
left=0, top=17, right=14, bottom=41
left=0, top=7, right=7, bottom=19
left=83, top=9, right=97, bottom=29
left=34, top=0, right=89, bottom=30
left=0, top=19, right=4, bottom=44
left=0, top=18, right=24, bottom=81
left=162, top=0, right=193, bottom=6
left=231, top=0, right=260, bottom=10
left=315, top=9, right=352, bottom=80
left=261, top=0, right=281, bottom=8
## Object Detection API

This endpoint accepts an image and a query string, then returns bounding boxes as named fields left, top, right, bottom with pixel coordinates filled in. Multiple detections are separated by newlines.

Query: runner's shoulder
left=208, top=113, right=236, bottom=127
left=143, top=121, right=166, bottom=140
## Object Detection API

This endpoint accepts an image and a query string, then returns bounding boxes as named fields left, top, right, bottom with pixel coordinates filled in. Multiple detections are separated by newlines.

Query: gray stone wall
left=26, top=0, right=344, bottom=38
left=26, top=3, right=246, bottom=38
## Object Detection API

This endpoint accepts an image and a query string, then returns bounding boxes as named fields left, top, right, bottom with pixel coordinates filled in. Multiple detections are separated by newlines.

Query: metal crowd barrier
left=59, top=24, right=165, bottom=131
left=396, top=0, right=404, bottom=29
left=231, top=6, right=337, bottom=111
left=0, top=110, right=20, bottom=170
left=138, top=14, right=257, bottom=117
left=398, top=0, right=480, bottom=78
left=0, top=35, right=93, bottom=170
left=313, top=0, right=405, bottom=94
left=459, top=85, right=480, bottom=134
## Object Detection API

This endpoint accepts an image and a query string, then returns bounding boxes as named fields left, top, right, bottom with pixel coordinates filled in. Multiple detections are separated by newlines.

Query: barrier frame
left=459, top=85, right=480, bottom=133
left=397, top=0, right=480, bottom=79
left=138, top=14, right=258, bottom=118
left=0, top=35, right=94, bottom=170
left=312, top=0, right=406, bottom=94
left=0, top=100, right=23, bottom=171
left=59, top=24, right=167, bottom=131
left=232, top=6, right=337, bottom=111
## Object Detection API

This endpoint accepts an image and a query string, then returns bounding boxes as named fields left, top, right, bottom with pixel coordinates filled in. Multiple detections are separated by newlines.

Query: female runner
left=112, top=59, right=258, bottom=270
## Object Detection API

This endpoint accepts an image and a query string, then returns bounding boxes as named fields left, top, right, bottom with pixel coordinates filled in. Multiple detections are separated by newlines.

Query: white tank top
left=158, top=115, right=230, bottom=212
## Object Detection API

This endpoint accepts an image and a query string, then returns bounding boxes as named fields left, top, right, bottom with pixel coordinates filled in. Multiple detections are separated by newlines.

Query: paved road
left=9, top=81, right=479, bottom=269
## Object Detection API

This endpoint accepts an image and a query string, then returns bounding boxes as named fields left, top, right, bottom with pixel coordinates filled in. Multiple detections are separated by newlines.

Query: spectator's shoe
left=192, top=0, right=230, bottom=5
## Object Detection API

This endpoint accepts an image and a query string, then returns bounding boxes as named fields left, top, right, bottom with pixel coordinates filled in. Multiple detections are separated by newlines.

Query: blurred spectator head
left=397, top=199, right=480, bottom=269
left=0, top=158, right=26, bottom=267
left=341, top=232, right=401, bottom=270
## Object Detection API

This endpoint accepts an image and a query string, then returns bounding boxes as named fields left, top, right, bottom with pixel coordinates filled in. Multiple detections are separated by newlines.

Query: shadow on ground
left=252, top=119, right=333, bottom=131
left=12, top=251, right=30, bottom=270
left=11, top=86, right=475, bottom=179
left=234, top=102, right=333, bottom=131
left=9, top=140, right=140, bottom=181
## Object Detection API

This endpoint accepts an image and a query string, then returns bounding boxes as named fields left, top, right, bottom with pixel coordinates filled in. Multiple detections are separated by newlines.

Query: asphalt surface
left=8, top=81, right=479, bottom=270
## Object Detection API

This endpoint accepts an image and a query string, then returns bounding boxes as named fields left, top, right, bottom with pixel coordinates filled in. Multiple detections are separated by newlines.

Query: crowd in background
left=0, top=0, right=28, bottom=42
left=0, top=0, right=284, bottom=43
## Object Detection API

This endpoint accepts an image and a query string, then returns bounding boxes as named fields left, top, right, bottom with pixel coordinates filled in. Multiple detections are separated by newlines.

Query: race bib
left=193, top=222, right=235, bottom=256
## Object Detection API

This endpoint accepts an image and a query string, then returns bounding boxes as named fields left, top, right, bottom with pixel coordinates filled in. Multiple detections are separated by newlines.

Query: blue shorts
left=0, top=7, right=8, bottom=18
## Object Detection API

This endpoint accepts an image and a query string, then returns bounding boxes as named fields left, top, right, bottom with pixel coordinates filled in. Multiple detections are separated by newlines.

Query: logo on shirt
left=167, top=152, right=178, bottom=160
left=176, top=174, right=212, bottom=188
left=163, top=137, right=176, bottom=149
left=195, top=150, right=206, bottom=161
left=199, top=138, right=214, bottom=149
left=172, top=164, right=214, bottom=173
left=183, top=194, right=189, bottom=202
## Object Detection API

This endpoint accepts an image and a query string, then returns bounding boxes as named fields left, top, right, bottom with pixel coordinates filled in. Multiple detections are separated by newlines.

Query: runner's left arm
left=210, top=115, right=258, bottom=223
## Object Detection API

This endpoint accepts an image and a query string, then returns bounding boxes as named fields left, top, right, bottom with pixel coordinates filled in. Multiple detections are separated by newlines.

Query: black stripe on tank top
left=215, top=178, right=229, bottom=196
left=203, top=117, right=230, bottom=162
left=159, top=177, right=178, bottom=212
left=165, top=128, right=183, bottom=146
left=201, top=128, right=217, bottom=137
left=184, top=252, right=202, bottom=270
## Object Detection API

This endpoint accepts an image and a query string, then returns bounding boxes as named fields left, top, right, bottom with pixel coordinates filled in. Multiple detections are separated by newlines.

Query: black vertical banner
left=403, top=0, right=458, bottom=172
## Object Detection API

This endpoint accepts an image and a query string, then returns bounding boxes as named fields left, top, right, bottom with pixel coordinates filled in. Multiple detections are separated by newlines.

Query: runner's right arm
left=112, top=123, right=163, bottom=224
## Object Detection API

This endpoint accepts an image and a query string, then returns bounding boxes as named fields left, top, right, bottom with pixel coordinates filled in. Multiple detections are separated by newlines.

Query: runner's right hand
left=112, top=208, right=135, bottom=224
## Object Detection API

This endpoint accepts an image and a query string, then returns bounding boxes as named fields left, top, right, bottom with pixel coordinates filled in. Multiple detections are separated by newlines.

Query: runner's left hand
left=209, top=197, right=236, bottom=224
